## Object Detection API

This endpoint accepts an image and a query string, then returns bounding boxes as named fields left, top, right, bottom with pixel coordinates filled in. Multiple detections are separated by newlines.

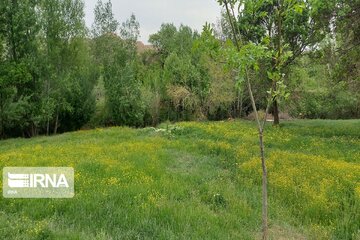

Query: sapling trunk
left=223, top=1, right=269, bottom=238
left=259, top=130, right=268, bottom=240
left=246, top=69, right=269, bottom=240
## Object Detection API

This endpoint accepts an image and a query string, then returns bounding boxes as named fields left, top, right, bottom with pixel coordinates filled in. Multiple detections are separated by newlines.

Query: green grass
left=0, top=120, right=359, bottom=239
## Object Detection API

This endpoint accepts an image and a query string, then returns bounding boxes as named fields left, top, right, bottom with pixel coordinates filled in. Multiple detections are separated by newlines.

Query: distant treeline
left=0, top=0, right=358, bottom=139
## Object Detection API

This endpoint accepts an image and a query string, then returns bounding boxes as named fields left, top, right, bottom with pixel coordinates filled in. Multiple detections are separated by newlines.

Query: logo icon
left=7, top=173, right=30, bottom=188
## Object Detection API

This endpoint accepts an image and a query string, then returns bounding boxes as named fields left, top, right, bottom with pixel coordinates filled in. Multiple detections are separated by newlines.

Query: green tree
left=221, top=0, right=336, bottom=124
left=40, top=0, right=94, bottom=134
left=138, top=64, right=162, bottom=126
left=193, top=24, right=236, bottom=119
left=332, top=0, right=360, bottom=118
left=149, top=24, right=198, bottom=64
left=92, top=4, right=144, bottom=126
left=0, top=0, right=39, bottom=137
left=285, top=0, right=360, bottom=120
left=149, top=23, right=177, bottom=64
left=92, top=0, right=118, bottom=37
left=148, top=24, right=211, bottom=121
left=219, top=1, right=291, bottom=239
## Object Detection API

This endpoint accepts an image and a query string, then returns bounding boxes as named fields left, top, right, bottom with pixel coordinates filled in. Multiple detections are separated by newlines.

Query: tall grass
left=0, top=120, right=359, bottom=239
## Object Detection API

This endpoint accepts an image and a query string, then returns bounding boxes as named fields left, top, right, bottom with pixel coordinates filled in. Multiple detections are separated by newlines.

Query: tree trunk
left=46, top=117, right=50, bottom=136
left=31, top=123, right=35, bottom=137
left=236, top=88, right=242, bottom=118
left=46, top=79, right=50, bottom=136
left=259, top=130, right=268, bottom=240
left=239, top=91, right=243, bottom=118
left=273, top=99, right=280, bottom=125
left=54, top=112, right=59, bottom=134
left=0, top=92, right=3, bottom=139
left=273, top=0, right=283, bottom=126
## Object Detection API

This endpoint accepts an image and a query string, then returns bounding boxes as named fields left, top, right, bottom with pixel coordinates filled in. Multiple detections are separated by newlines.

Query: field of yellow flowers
left=0, top=120, right=359, bottom=239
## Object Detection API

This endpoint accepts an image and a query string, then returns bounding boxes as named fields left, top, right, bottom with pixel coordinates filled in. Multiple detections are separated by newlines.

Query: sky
left=83, top=0, right=222, bottom=44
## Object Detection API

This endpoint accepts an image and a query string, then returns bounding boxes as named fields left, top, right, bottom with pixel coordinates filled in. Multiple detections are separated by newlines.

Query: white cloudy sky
left=83, top=0, right=222, bottom=43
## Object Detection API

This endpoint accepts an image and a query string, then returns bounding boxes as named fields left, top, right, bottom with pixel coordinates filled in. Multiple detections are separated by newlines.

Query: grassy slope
left=0, top=120, right=359, bottom=239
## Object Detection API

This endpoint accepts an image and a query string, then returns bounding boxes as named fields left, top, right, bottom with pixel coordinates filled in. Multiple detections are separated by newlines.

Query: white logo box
left=3, top=167, right=74, bottom=198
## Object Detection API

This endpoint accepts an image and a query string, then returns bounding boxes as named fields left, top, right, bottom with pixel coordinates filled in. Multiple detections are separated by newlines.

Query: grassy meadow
left=0, top=120, right=359, bottom=239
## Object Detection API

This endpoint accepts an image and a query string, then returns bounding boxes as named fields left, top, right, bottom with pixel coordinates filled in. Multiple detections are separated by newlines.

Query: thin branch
left=223, top=0, right=240, bottom=51
left=230, top=2, right=242, bottom=41
left=262, top=80, right=277, bottom=130
left=245, top=68, right=262, bottom=132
